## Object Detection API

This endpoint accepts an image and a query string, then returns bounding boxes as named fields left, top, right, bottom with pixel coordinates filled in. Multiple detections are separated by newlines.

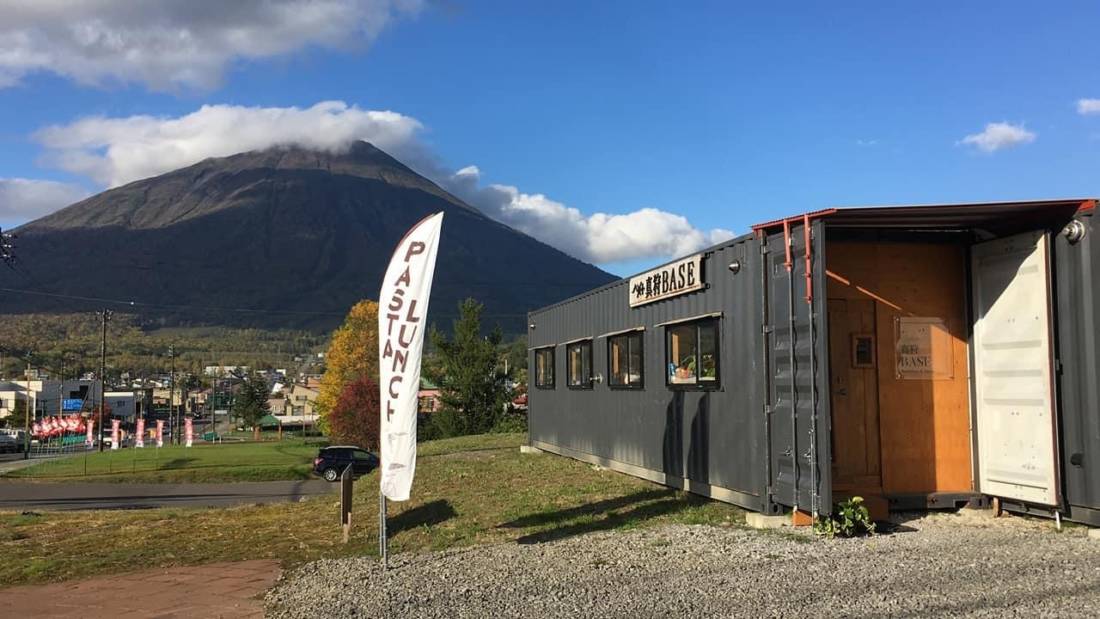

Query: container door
left=764, top=220, right=831, bottom=515
left=971, top=230, right=1059, bottom=506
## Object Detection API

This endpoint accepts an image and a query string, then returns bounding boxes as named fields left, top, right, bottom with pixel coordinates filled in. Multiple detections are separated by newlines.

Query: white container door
left=971, top=230, right=1059, bottom=506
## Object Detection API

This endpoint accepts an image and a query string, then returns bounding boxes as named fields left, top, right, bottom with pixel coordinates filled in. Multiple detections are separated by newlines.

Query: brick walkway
left=3, top=559, right=281, bottom=618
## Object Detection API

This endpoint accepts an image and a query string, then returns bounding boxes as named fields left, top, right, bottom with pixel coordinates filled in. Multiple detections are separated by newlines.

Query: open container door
left=971, top=230, right=1059, bottom=506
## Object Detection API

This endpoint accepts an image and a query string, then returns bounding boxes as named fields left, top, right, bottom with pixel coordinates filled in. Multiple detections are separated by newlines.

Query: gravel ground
left=266, top=511, right=1100, bottom=618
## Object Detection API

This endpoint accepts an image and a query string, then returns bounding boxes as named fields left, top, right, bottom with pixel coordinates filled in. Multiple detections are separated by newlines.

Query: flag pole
left=379, top=490, right=388, bottom=569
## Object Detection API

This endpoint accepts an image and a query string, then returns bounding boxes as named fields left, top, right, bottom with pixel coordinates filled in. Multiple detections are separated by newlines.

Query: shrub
left=814, top=496, right=876, bottom=538
left=490, top=411, right=527, bottom=434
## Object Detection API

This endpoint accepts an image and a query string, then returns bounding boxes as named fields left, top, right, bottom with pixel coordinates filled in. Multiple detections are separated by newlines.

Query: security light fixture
left=1063, top=220, right=1087, bottom=244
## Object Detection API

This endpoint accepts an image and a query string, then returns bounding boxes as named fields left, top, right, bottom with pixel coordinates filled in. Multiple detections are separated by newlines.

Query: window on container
left=666, top=318, right=720, bottom=388
left=534, top=347, right=555, bottom=389
left=566, top=340, right=593, bottom=389
left=608, top=331, right=644, bottom=388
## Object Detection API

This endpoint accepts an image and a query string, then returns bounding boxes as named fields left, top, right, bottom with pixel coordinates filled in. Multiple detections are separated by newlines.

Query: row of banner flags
left=33, top=415, right=193, bottom=449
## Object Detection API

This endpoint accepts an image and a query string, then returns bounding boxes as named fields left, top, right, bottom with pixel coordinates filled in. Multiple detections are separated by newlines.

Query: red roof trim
left=751, top=208, right=837, bottom=233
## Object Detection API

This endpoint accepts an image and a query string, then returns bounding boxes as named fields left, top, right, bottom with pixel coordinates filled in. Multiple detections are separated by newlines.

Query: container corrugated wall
left=527, top=234, right=773, bottom=512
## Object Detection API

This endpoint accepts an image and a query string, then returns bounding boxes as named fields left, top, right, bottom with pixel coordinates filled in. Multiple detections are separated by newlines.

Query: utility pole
left=57, top=354, right=65, bottom=418
left=98, top=309, right=111, bottom=452
left=23, top=358, right=31, bottom=460
left=169, top=346, right=177, bottom=445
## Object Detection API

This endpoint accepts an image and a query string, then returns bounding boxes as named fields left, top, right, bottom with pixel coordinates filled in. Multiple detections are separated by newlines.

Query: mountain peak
left=23, top=141, right=469, bottom=232
left=6, top=141, right=615, bottom=332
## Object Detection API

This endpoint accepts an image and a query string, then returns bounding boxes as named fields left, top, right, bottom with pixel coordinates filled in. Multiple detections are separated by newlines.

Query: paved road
left=0, top=479, right=335, bottom=511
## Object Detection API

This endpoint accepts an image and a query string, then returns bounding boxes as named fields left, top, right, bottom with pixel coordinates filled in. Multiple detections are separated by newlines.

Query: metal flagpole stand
left=379, top=491, right=388, bottom=569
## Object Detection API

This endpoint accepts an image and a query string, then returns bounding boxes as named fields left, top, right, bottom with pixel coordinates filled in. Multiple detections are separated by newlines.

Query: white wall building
left=0, top=379, right=103, bottom=421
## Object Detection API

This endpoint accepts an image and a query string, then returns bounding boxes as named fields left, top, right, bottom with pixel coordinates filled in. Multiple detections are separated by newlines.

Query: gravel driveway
left=266, top=511, right=1100, bottom=618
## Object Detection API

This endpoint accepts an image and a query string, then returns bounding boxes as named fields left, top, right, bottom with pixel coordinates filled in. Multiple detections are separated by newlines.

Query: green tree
left=231, top=375, right=270, bottom=433
left=504, top=336, right=528, bottom=378
left=425, top=299, right=508, bottom=438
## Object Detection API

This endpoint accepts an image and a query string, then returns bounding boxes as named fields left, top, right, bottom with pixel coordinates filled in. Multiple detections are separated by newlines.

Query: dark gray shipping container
left=528, top=199, right=1100, bottom=526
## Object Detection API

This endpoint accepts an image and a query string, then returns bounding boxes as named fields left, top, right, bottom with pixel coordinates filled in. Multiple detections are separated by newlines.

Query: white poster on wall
left=895, top=317, right=954, bottom=380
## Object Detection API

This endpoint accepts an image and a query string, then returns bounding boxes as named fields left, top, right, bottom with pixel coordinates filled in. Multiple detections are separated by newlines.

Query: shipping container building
left=527, top=199, right=1100, bottom=526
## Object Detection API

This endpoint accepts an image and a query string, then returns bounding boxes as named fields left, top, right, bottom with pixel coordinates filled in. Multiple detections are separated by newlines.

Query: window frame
left=565, top=339, right=594, bottom=390
left=664, top=317, right=721, bottom=390
left=534, top=346, right=556, bottom=390
left=607, top=330, right=645, bottom=390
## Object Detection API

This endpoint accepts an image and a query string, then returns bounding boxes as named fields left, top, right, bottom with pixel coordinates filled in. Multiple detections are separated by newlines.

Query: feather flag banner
left=378, top=212, right=444, bottom=502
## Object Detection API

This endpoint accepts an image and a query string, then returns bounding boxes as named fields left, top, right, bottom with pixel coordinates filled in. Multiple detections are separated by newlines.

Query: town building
left=283, top=383, right=319, bottom=418
left=418, top=378, right=441, bottom=415
left=0, top=379, right=103, bottom=421
left=203, top=365, right=250, bottom=377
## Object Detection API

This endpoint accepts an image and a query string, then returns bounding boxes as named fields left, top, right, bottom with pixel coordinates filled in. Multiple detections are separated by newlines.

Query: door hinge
left=764, top=404, right=774, bottom=416
left=762, top=324, right=774, bottom=334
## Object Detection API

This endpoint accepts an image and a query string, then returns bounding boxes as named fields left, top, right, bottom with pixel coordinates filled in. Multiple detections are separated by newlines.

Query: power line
left=0, top=286, right=533, bottom=319
left=0, top=287, right=348, bottom=317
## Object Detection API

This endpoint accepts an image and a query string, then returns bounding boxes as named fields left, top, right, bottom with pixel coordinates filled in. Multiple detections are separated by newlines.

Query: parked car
left=0, top=432, right=20, bottom=453
left=313, top=446, right=379, bottom=481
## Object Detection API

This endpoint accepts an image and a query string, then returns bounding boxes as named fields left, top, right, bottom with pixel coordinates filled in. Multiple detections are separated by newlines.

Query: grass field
left=0, top=433, right=746, bottom=588
left=4, top=433, right=530, bottom=484
left=4, top=440, right=324, bottom=483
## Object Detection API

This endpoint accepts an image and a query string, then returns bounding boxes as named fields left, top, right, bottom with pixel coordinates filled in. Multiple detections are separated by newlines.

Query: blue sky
left=1, top=1, right=1099, bottom=276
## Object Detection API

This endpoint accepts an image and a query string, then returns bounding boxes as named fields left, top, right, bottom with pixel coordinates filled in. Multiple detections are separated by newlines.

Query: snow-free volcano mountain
left=5, top=142, right=616, bottom=331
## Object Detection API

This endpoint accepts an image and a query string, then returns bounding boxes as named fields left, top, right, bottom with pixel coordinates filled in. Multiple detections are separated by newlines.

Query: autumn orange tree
left=316, top=300, right=379, bottom=432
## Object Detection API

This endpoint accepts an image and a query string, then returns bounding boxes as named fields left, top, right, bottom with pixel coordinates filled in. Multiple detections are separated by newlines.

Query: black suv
left=313, top=446, right=379, bottom=481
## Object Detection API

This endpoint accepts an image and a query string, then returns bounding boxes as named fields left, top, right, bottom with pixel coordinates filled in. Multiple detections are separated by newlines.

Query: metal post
left=169, top=347, right=176, bottom=445
left=379, top=491, right=388, bottom=569
left=759, top=233, right=774, bottom=512
left=98, top=310, right=110, bottom=452
left=803, top=216, right=819, bottom=520
left=57, top=356, right=64, bottom=419
left=783, top=219, right=799, bottom=514
left=23, top=365, right=31, bottom=460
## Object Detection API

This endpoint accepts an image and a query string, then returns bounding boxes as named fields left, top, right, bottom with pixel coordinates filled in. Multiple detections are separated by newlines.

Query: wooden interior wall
left=826, top=241, right=972, bottom=495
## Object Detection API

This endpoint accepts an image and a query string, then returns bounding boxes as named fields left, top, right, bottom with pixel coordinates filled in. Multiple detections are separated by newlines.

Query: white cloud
left=0, top=0, right=423, bottom=91
left=0, top=178, right=89, bottom=222
left=35, top=101, right=423, bottom=187
left=1077, top=99, right=1100, bottom=115
left=442, top=167, right=735, bottom=264
left=33, top=101, right=733, bottom=265
left=958, top=122, right=1036, bottom=153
